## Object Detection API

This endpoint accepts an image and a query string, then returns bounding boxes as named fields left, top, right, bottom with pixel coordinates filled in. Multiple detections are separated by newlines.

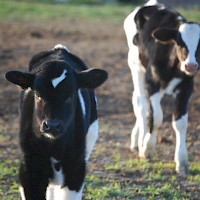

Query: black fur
left=5, top=46, right=108, bottom=199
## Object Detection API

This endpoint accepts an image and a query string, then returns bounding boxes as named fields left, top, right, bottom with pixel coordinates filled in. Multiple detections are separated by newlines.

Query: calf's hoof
left=139, top=148, right=155, bottom=160
left=176, top=163, right=189, bottom=177
left=130, top=145, right=139, bottom=152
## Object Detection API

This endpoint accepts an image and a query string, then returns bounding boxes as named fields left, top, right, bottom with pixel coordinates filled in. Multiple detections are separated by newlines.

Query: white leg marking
left=131, top=90, right=148, bottom=153
left=150, top=92, right=163, bottom=129
left=46, top=185, right=55, bottom=200
left=141, top=132, right=157, bottom=159
left=51, top=69, right=67, bottom=88
left=78, top=89, right=86, bottom=117
left=143, top=92, right=163, bottom=155
left=85, top=120, right=99, bottom=161
left=172, top=114, right=189, bottom=176
left=165, top=78, right=182, bottom=95
left=19, top=186, right=26, bottom=200
left=47, top=185, right=83, bottom=200
left=130, top=119, right=139, bottom=150
left=141, top=92, right=163, bottom=158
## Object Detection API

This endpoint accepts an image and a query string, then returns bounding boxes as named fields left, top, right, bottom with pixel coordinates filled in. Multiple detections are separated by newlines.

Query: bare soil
left=0, top=18, right=200, bottom=198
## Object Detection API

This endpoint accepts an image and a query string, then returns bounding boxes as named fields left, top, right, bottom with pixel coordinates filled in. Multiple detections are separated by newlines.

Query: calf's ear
left=152, top=28, right=178, bottom=44
left=5, top=71, right=35, bottom=89
left=77, top=68, right=108, bottom=89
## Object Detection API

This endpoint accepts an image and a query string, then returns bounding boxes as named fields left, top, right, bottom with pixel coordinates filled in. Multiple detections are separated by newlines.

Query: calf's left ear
left=77, top=68, right=108, bottom=89
left=5, top=71, right=35, bottom=89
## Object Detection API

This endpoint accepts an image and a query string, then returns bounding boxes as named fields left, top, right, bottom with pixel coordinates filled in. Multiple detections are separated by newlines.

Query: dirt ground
left=0, top=17, right=200, bottom=198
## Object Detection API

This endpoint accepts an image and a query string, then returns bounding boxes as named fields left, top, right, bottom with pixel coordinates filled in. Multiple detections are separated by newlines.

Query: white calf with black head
left=5, top=45, right=108, bottom=200
left=124, top=0, right=200, bottom=176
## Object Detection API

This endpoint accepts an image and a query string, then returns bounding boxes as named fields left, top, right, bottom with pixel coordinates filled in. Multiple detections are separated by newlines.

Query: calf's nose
left=43, top=119, right=62, bottom=133
left=185, top=63, right=198, bottom=74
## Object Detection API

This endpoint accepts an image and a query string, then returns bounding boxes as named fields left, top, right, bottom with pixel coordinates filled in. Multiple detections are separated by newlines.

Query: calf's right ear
left=152, top=28, right=178, bottom=44
left=5, top=71, right=35, bottom=89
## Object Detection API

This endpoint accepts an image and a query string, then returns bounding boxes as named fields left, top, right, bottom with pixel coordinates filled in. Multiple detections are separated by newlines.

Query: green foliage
left=84, top=157, right=200, bottom=199
left=0, top=160, right=19, bottom=199
left=0, top=1, right=199, bottom=22
left=0, top=0, right=132, bottom=21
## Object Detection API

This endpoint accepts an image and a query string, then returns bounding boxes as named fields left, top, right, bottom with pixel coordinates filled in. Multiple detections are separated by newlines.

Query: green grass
left=0, top=0, right=133, bottom=22
left=0, top=1, right=199, bottom=22
left=1, top=157, right=199, bottom=199
left=0, top=160, right=19, bottom=199
left=84, top=156, right=200, bottom=199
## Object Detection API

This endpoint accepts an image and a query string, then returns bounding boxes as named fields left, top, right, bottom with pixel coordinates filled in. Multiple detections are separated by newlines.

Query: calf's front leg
left=172, top=83, right=193, bottom=176
left=172, top=113, right=188, bottom=176
left=141, top=91, right=163, bottom=159
left=172, top=79, right=193, bottom=176
left=19, top=161, right=49, bottom=200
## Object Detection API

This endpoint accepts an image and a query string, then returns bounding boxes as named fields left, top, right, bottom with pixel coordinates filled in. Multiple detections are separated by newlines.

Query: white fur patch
left=124, top=6, right=140, bottom=50
left=85, top=120, right=99, bottom=161
left=164, top=78, right=182, bottom=95
left=78, top=89, right=86, bottom=116
left=179, top=23, right=200, bottom=73
left=46, top=157, right=83, bottom=200
left=19, top=186, right=26, bottom=200
left=141, top=132, right=157, bottom=158
left=172, top=114, right=188, bottom=174
left=145, top=0, right=158, bottom=6
left=46, top=185, right=83, bottom=200
left=50, top=157, right=64, bottom=186
left=53, top=44, right=70, bottom=52
left=150, top=92, right=163, bottom=128
left=130, top=120, right=139, bottom=150
left=177, top=16, right=184, bottom=21
left=51, top=69, right=67, bottom=88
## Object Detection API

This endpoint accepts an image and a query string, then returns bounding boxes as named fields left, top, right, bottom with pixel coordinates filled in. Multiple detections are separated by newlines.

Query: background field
left=0, top=1, right=200, bottom=199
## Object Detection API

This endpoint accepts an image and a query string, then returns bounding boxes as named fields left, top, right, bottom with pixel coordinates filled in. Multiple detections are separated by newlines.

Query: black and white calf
left=124, top=0, right=200, bottom=175
left=5, top=44, right=108, bottom=199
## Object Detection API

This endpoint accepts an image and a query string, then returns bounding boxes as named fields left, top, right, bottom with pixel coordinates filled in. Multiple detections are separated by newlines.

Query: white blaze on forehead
left=179, top=23, right=200, bottom=64
left=51, top=69, right=67, bottom=88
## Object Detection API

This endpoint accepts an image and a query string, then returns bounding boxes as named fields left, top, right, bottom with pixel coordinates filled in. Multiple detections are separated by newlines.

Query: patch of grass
left=178, top=7, right=200, bottom=22
left=0, top=160, right=19, bottom=199
left=84, top=175, right=134, bottom=199
left=1, top=1, right=199, bottom=22
left=84, top=155, right=200, bottom=199
left=0, top=0, right=132, bottom=22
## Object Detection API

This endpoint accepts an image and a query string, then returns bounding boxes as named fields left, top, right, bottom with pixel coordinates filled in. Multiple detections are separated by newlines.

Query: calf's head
left=5, top=60, right=107, bottom=139
left=152, top=22, right=200, bottom=76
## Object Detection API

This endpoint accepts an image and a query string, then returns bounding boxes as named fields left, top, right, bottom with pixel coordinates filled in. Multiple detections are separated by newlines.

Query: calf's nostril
left=43, top=120, right=62, bottom=133
left=55, top=122, right=61, bottom=131
left=43, top=121, right=50, bottom=131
